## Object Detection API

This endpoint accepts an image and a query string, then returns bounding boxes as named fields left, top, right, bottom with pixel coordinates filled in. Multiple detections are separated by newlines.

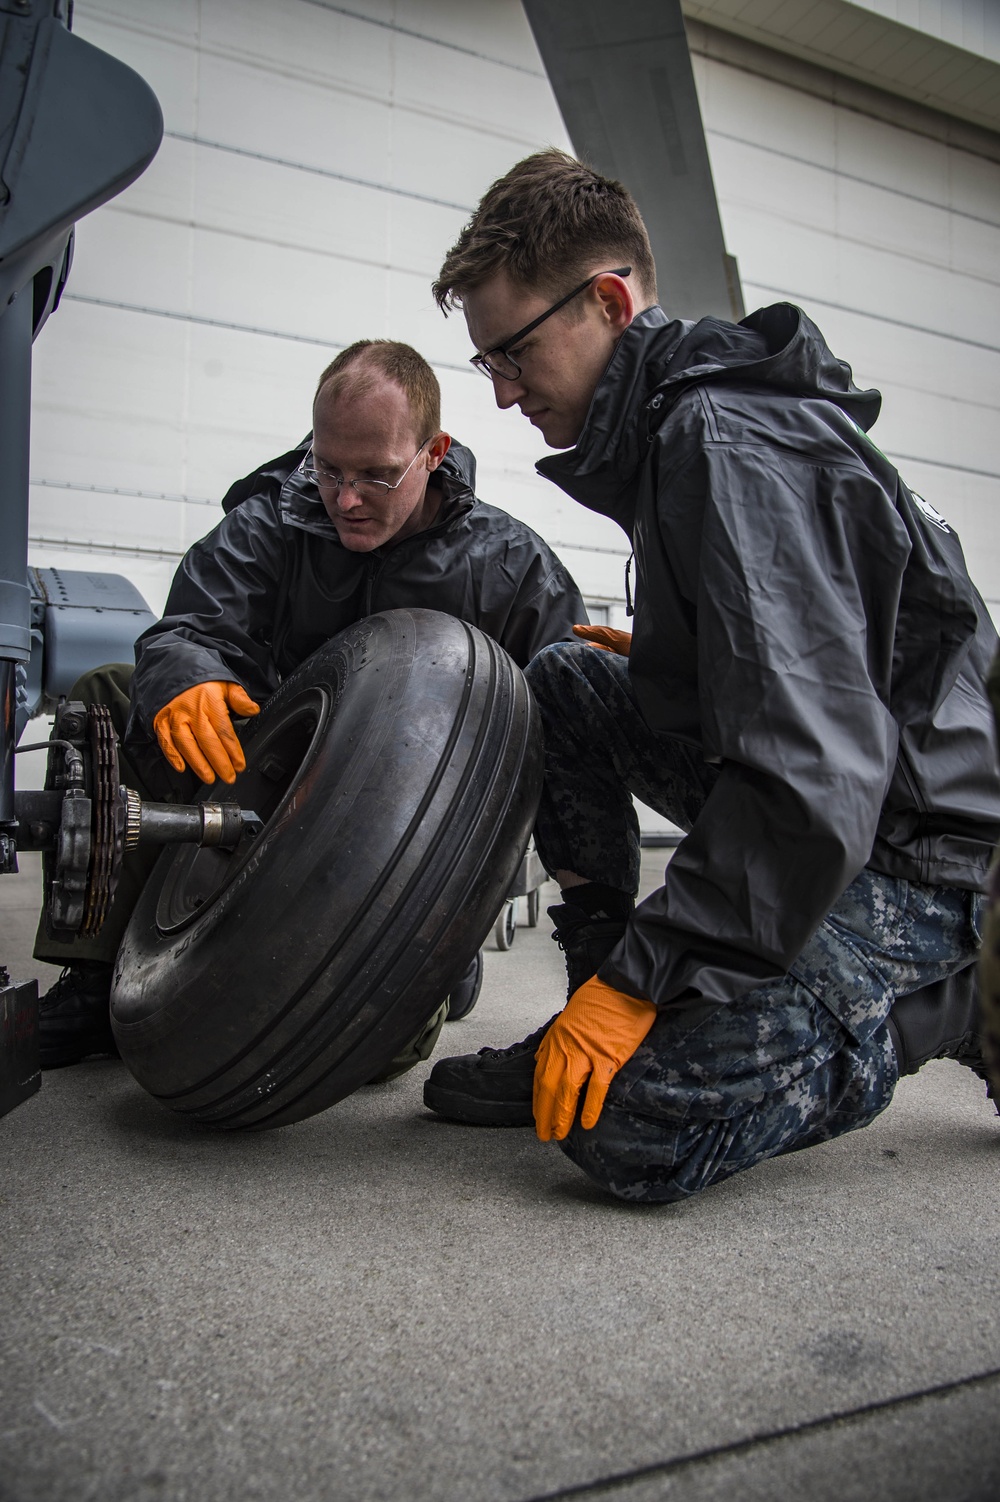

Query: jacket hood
left=537, top=303, right=882, bottom=528
left=278, top=438, right=478, bottom=545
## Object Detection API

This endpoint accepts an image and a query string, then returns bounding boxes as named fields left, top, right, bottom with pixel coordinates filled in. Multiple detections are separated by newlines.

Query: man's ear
left=591, top=271, right=636, bottom=333
left=426, top=432, right=452, bottom=471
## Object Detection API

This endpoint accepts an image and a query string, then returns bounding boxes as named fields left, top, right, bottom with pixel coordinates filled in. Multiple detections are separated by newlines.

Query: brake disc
left=81, top=704, right=125, bottom=937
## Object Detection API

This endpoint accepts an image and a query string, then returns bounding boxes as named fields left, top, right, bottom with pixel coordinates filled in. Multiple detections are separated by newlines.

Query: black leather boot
left=444, top=950, right=484, bottom=1022
left=548, top=902, right=628, bottom=1000
left=38, top=962, right=118, bottom=1069
left=422, top=905, right=627, bottom=1126
left=886, top=963, right=996, bottom=1111
left=422, top=1013, right=557, bottom=1126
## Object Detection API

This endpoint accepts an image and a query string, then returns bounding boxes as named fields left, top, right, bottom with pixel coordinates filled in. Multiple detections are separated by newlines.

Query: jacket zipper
left=893, top=739, right=931, bottom=884
left=364, top=555, right=385, bottom=615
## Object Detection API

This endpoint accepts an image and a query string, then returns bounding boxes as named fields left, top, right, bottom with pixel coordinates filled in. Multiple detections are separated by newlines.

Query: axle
left=13, top=787, right=262, bottom=853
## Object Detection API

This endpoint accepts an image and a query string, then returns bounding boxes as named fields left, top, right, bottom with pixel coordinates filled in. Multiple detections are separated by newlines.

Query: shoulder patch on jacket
left=911, top=492, right=951, bottom=534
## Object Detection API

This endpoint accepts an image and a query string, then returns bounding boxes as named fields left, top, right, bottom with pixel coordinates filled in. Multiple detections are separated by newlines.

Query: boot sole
left=39, top=1033, right=120, bottom=1070
left=40, top=1049, right=120, bottom=1070
left=422, top=1078, right=534, bottom=1127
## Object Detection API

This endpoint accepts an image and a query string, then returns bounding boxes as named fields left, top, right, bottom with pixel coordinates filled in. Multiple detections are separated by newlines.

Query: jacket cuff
left=595, top=956, right=653, bottom=1005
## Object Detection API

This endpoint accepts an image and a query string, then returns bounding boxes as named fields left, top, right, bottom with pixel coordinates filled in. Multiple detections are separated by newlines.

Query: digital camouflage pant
left=524, top=642, right=984, bottom=1204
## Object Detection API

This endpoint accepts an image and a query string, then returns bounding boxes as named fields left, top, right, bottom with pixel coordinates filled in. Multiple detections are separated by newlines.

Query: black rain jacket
left=537, top=304, right=1000, bottom=1010
left=127, top=440, right=586, bottom=746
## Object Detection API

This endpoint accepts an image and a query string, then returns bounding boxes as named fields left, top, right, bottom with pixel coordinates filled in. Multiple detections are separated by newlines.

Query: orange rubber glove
left=572, top=624, right=632, bottom=656
left=533, top=975, right=657, bottom=1141
left=153, top=680, right=259, bottom=785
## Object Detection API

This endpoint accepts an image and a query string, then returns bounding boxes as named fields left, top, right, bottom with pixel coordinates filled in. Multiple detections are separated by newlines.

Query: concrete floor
left=2, top=852, right=999, bottom=1502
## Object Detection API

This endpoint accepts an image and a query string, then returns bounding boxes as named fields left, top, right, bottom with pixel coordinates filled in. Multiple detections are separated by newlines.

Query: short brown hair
left=433, top=149, right=656, bottom=312
left=315, top=340, right=441, bottom=439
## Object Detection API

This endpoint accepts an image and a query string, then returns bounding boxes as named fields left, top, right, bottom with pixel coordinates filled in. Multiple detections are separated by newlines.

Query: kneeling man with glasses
left=36, top=338, right=586, bottom=1071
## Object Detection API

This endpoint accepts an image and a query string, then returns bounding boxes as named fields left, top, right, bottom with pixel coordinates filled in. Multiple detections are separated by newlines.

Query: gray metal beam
left=522, top=0, right=744, bottom=322
left=0, top=1, right=162, bottom=873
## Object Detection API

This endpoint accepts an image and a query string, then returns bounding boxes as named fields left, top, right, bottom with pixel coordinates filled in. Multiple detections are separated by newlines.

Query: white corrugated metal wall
left=27, top=0, right=1000, bottom=629
left=693, top=40, right=1000, bottom=619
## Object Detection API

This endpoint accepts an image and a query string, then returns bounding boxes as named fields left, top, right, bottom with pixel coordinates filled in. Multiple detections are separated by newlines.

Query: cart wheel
left=494, top=898, right=517, bottom=951
left=527, top=888, right=541, bottom=927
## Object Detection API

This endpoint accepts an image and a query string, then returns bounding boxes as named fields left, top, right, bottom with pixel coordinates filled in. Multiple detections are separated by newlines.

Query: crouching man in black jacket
left=37, top=338, right=586, bottom=1069
left=423, top=151, right=1000, bottom=1203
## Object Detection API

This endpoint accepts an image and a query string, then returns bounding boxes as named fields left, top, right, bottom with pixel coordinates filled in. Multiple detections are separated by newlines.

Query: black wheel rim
left=154, top=688, right=331, bottom=934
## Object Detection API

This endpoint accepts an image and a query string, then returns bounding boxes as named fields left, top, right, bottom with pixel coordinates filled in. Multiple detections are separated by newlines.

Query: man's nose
left=491, top=370, right=523, bottom=411
left=336, top=481, right=365, bottom=511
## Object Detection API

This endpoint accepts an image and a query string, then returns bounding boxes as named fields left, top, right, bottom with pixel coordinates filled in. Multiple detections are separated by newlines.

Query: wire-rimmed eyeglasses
left=299, top=437, right=431, bottom=498
left=470, top=267, right=631, bottom=382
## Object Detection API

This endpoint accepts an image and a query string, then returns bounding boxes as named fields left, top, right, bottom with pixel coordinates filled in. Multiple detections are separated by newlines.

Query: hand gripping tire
left=110, top=610, right=542, bottom=1130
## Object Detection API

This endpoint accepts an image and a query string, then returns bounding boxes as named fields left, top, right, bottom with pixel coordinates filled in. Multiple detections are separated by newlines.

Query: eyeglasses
left=300, top=437, right=431, bottom=498
left=470, top=267, right=631, bottom=382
